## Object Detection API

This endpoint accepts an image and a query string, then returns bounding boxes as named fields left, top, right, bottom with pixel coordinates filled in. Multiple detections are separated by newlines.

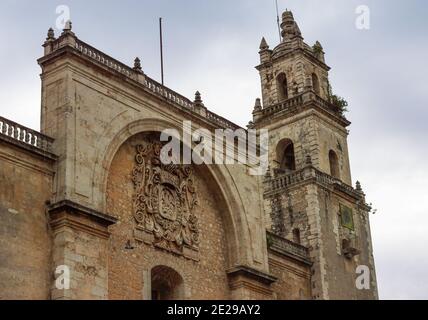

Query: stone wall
left=268, top=253, right=311, bottom=300
left=38, top=39, right=270, bottom=278
left=106, top=133, right=230, bottom=299
left=316, top=187, right=378, bottom=299
left=259, top=56, right=330, bottom=107
left=0, top=139, right=54, bottom=299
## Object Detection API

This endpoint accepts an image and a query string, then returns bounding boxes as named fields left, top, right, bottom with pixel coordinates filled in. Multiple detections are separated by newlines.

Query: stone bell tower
left=251, top=11, right=378, bottom=299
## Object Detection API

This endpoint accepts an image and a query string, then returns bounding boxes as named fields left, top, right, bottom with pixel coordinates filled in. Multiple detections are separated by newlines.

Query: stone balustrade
left=258, top=91, right=347, bottom=124
left=314, top=169, right=358, bottom=196
left=0, top=116, right=54, bottom=153
left=144, top=77, right=194, bottom=110
left=266, top=169, right=306, bottom=192
left=267, top=231, right=310, bottom=262
left=75, top=40, right=134, bottom=78
left=265, top=165, right=362, bottom=199
left=67, top=38, right=241, bottom=131
left=206, top=110, right=240, bottom=130
left=313, top=93, right=341, bottom=114
left=261, top=94, right=303, bottom=116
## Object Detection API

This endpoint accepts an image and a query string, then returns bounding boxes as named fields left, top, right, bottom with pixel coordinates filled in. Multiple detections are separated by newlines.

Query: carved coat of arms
left=131, top=139, right=199, bottom=257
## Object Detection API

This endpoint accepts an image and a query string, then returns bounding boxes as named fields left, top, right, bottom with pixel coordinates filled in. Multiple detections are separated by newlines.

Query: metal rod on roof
left=159, top=17, right=165, bottom=85
left=275, top=0, right=281, bottom=42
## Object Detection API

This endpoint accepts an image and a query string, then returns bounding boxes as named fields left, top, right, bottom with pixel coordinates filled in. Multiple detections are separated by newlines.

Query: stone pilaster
left=227, top=266, right=276, bottom=300
left=305, top=184, right=329, bottom=300
left=48, top=200, right=117, bottom=300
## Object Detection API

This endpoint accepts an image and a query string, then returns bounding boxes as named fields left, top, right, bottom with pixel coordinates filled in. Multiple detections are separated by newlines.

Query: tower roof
left=280, top=10, right=302, bottom=40
left=259, top=37, right=269, bottom=50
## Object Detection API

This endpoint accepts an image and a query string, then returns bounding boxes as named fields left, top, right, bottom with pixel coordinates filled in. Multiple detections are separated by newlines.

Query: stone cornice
left=48, top=199, right=118, bottom=227
left=226, top=265, right=277, bottom=285
left=256, top=47, right=331, bottom=72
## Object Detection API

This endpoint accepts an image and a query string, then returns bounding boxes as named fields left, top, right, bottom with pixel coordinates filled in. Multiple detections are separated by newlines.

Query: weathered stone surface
left=0, top=139, right=54, bottom=299
left=0, top=10, right=377, bottom=300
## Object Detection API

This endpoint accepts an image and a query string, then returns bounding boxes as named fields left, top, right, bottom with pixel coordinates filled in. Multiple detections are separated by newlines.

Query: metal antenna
left=275, top=0, right=281, bottom=42
left=159, top=17, right=165, bottom=85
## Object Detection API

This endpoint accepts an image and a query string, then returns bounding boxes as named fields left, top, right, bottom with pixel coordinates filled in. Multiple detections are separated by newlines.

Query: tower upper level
left=255, top=10, right=332, bottom=111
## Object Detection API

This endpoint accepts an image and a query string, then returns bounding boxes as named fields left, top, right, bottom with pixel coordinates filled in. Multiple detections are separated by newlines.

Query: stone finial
left=314, top=40, right=323, bottom=50
left=253, top=98, right=262, bottom=112
left=356, top=181, right=362, bottom=192
left=133, top=57, right=142, bottom=71
left=312, top=41, right=325, bottom=61
left=46, top=28, right=55, bottom=41
left=280, top=10, right=302, bottom=40
left=259, top=37, right=269, bottom=50
left=305, top=154, right=312, bottom=166
left=63, top=20, right=72, bottom=32
left=194, top=91, right=203, bottom=105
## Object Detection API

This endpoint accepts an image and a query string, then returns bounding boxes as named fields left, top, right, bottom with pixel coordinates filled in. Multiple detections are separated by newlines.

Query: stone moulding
left=48, top=200, right=118, bottom=239
left=226, top=265, right=277, bottom=285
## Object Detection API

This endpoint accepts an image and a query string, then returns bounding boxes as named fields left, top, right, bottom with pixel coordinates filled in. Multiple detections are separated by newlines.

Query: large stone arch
left=92, top=116, right=253, bottom=269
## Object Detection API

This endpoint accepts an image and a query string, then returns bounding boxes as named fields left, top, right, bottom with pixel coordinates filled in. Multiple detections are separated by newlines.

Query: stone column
left=48, top=200, right=117, bottom=300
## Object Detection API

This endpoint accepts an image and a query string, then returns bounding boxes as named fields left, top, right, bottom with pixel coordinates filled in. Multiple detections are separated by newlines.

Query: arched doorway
left=276, top=138, right=296, bottom=172
left=312, top=73, right=320, bottom=95
left=329, top=150, right=340, bottom=179
left=277, top=73, right=289, bottom=101
left=151, top=265, right=184, bottom=300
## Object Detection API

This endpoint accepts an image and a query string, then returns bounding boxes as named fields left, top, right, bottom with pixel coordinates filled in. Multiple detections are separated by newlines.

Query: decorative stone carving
left=132, top=139, right=199, bottom=258
left=342, top=238, right=361, bottom=259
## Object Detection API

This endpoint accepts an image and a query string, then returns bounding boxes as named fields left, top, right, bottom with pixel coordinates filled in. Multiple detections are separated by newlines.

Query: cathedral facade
left=0, top=11, right=377, bottom=300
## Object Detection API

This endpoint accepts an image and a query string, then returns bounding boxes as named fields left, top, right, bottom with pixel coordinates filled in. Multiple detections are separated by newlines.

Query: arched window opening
left=151, top=266, right=184, bottom=300
left=312, top=73, right=320, bottom=95
left=276, top=139, right=296, bottom=172
left=292, top=228, right=301, bottom=245
left=329, top=150, right=340, bottom=179
left=277, top=73, right=289, bottom=101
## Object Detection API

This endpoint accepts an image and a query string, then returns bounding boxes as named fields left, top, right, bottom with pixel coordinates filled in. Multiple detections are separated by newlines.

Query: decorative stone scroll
left=131, top=139, right=200, bottom=259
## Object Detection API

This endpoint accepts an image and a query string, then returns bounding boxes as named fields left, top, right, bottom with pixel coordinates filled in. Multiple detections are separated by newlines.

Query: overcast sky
left=0, top=0, right=427, bottom=300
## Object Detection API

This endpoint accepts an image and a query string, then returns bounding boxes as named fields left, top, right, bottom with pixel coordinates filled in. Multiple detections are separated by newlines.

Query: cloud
left=0, top=0, right=427, bottom=299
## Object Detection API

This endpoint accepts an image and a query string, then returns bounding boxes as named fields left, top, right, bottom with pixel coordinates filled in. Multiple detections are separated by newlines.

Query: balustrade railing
left=259, top=91, right=347, bottom=122
left=0, top=116, right=54, bottom=153
left=72, top=39, right=240, bottom=131
left=265, top=166, right=360, bottom=198
left=314, top=170, right=357, bottom=194
left=144, top=77, right=194, bottom=110
left=267, top=231, right=310, bottom=261
left=75, top=40, right=134, bottom=78
left=261, top=94, right=303, bottom=116
left=266, top=169, right=306, bottom=192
